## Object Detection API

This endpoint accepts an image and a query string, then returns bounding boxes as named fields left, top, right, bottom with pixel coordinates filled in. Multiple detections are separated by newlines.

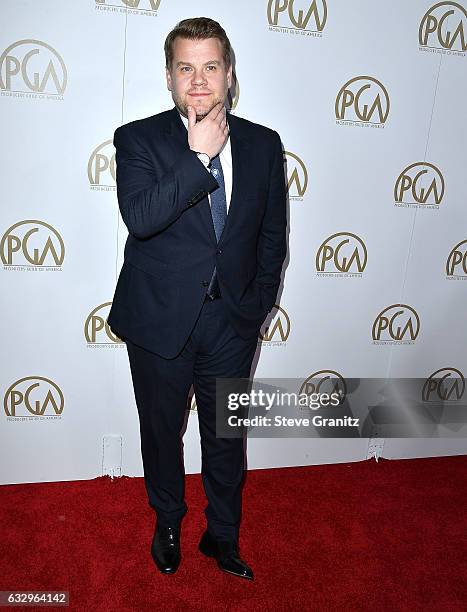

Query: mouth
left=188, top=92, right=211, bottom=97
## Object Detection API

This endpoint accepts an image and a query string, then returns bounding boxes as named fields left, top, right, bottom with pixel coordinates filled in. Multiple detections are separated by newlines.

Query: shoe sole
left=217, top=565, right=254, bottom=580
left=153, top=561, right=180, bottom=575
left=158, top=567, right=178, bottom=574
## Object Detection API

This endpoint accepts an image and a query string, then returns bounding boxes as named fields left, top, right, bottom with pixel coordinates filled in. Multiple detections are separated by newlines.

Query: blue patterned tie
left=206, top=154, right=227, bottom=299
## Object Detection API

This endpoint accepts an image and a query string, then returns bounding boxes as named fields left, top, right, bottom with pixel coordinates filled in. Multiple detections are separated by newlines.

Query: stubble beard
left=175, top=92, right=226, bottom=122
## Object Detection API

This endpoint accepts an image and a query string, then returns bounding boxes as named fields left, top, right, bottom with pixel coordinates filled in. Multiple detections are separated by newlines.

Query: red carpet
left=2, top=456, right=467, bottom=611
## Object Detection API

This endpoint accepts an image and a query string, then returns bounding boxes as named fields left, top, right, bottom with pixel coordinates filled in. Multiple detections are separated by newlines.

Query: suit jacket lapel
left=218, top=112, right=249, bottom=246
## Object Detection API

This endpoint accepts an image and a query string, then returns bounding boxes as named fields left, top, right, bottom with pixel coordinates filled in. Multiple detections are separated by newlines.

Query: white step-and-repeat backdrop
left=2, top=1, right=467, bottom=484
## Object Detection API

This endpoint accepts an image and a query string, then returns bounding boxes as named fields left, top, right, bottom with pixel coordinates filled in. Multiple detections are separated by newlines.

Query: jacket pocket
left=125, top=246, right=168, bottom=279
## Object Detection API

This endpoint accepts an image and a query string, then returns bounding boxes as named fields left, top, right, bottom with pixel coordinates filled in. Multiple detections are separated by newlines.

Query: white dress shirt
left=179, top=112, right=232, bottom=213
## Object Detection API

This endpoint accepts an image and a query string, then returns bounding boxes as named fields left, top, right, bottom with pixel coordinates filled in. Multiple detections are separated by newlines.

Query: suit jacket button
left=202, top=280, right=209, bottom=287
left=216, top=249, right=222, bottom=254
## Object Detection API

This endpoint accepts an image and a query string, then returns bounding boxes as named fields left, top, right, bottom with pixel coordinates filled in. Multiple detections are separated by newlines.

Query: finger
left=214, top=106, right=227, bottom=126
left=206, top=102, right=222, bottom=118
left=187, top=106, right=196, bottom=128
left=210, top=102, right=225, bottom=120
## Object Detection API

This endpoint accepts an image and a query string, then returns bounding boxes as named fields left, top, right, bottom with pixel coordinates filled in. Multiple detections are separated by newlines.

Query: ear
left=166, top=67, right=173, bottom=92
left=227, top=64, right=233, bottom=89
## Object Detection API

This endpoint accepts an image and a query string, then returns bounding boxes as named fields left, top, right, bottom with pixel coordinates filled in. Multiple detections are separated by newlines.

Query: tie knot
left=210, top=154, right=221, bottom=169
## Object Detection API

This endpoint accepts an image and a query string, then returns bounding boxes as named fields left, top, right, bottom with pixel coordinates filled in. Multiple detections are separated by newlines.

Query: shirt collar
left=179, top=111, right=189, bottom=130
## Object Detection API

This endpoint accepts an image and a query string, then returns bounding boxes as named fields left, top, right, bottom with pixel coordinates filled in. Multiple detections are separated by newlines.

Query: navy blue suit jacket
left=107, top=107, right=287, bottom=358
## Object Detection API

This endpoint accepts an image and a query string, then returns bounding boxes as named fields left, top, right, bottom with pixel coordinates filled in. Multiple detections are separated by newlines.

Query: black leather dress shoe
left=151, top=526, right=181, bottom=574
left=198, top=530, right=253, bottom=580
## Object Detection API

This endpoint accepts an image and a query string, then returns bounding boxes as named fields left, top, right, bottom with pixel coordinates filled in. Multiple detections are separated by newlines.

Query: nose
left=191, top=68, right=207, bottom=86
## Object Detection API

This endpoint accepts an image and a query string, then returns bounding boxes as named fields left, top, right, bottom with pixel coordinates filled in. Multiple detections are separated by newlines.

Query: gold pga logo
left=446, top=239, right=467, bottom=278
left=299, top=370, right=347, bottom=402
left=372, top=304, right=420, bottom=344
left=259, top=304, right=290, bottom=344
left=267, top=0, right=327, bottom=35
left=1, top=220, right=65, bottom=269
left=85, top=302, right=123, bottom=345
left=0, top=40, right=66, bottom=97
left=95, top=0, right=161, bottom=14
left=4, top=376, right=64, bottom=418
left=419, top=2, right=467, bottom=53
left=422, top=367, right=465, bottom=402
left=316, top=232, right=367, bottom=276
left=119, top=0, right=160, bottom=6
left=394, top=162, right=445, bottom=208
left=88, top=140, right=116, bottom=190
left=335, top=76, right=390, bottom=127
left=284, top=151, right=308, bottom=199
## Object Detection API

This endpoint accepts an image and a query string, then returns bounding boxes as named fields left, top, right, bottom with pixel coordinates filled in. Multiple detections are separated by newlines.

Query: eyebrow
left=175, top=60, right=221, bottom=67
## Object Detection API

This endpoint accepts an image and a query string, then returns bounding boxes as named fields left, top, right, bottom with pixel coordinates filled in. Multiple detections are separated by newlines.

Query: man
left=107, top=17, right=287, bottom=581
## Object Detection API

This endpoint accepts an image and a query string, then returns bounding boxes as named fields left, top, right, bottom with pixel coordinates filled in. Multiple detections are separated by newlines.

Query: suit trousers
left=125, top=296, right=259, bottom=542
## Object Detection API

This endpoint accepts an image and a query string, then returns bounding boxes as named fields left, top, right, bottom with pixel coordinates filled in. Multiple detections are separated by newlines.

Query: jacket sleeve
left=255, top=132, right=288, bottom=313
left=114, top=125, right=219, bottom=239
